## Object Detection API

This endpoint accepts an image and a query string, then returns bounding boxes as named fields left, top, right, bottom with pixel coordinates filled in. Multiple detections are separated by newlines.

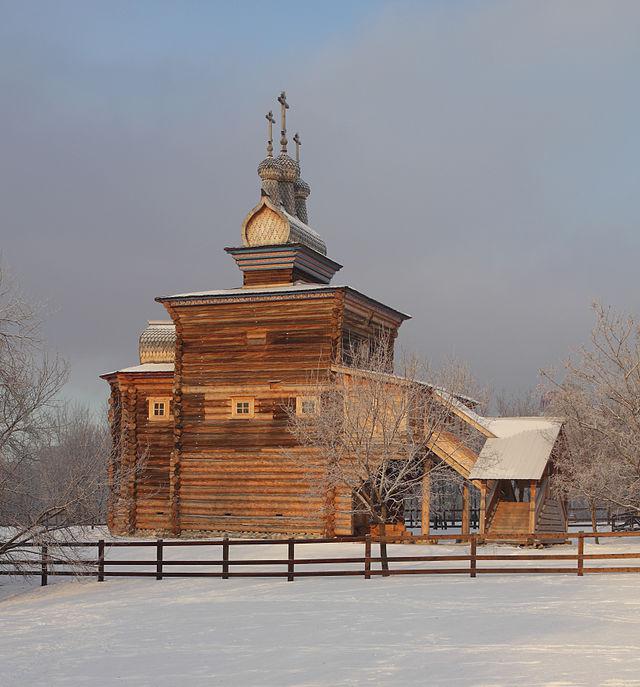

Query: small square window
left=148, top=397, right=171, bottom=421
left=231, top=397, right=254, bottom=418
left=301, top=400, right=315, bottom=414
left=296, top=396, right=318, bottom=416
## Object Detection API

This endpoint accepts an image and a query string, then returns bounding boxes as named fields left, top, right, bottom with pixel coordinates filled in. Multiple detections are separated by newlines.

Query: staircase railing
left=484, top=480, right=501, bottom=530
left=534, top=473, right=550, bottom=529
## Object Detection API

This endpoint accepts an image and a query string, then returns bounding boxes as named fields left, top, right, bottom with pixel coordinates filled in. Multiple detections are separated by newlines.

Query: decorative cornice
left=163, top=290, right=338, bottom=308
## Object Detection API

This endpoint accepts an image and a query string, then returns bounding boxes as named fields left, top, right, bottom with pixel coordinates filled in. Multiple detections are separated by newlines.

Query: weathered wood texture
left=158, top=290, right=396, bottom=536
left=488, top=501, right=530, bottom=535
left=106, top=374, right=173, bottom=535
left=105, top=273, right=415, bottom=538
left=241, top=266, right=323, bottom=288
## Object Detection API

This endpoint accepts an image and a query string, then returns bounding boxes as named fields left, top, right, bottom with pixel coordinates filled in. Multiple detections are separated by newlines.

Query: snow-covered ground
left=1, top=533, right=640, bottom=686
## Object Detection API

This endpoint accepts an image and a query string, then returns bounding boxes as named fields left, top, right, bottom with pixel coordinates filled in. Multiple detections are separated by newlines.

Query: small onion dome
left=277, top=153, right=300, bottom=183
left=294, top=176, right=311, bottom=198
left=257, top=156, right=282, bottom=181
left=139, top=321, right=176, bottom=364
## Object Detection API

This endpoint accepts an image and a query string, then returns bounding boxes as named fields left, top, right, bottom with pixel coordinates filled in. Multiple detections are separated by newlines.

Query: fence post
left=577, top=531, right=584, bottom=577
left=97, top=539, right=105, bottom=582
left=156, top=539, right=163, bottom=581
left=470, top=534, right=477, bottom=578
left=287, top=539, right=295, bottom=582
left=222, top=536, right=229, bottom=580
left=41, top=544, right=48, bottom=587
left=364, top=534, right=371, bottom=579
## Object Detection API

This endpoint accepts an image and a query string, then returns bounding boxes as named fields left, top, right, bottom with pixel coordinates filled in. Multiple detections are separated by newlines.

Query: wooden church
left=102, top=93, right=568, bottom=539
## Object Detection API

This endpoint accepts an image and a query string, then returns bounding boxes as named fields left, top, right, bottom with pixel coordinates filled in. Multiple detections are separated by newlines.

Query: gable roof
left=469, top=418, right=563, bottom=480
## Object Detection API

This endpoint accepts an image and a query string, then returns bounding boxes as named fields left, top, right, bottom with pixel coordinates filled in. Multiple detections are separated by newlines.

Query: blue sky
left=1, top=1, right=639, bottom=406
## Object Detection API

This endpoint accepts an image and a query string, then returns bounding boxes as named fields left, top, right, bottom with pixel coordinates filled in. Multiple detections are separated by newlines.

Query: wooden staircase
left=486, top=501, right=529, bottom=535
left=427, top=430, right=481, bottom=486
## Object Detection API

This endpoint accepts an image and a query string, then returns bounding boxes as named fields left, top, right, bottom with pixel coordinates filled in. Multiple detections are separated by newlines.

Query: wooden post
left=41, top=545, right=48, bottom=587
left=470, top=534, right=477, bottom=578
left=479, top=481, right=487, bottom=535
left=461, top=483, right=470, bottom=536
left=364, top=534, right=371, bottom=579
left=97, top=539, right=105, bottom=582
left=529, top=480, right=537, bottom=534
left=222, top=536, right=229, bottom=580
left=577, top=531, right=584, bottom=577
left=287, top=540, right=295, bottom=582
left=156, top=539, right=163, bottom=580
left=421, top=463, right=431, bottom=535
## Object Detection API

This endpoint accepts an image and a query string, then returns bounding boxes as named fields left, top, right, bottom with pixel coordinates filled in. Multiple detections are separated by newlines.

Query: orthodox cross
left=265, top=111, right=275, bottom=157
left=278, top=91, right=289, bottom=153
left=293, top=132, right=301, bottom=163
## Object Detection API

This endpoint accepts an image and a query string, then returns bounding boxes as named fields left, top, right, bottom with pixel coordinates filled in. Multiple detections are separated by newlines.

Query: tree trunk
left=590, top=503, right=600, bottom=544
left=378, top=520, right=390, bottom=577
left=378, top=503, right=390, bottom=577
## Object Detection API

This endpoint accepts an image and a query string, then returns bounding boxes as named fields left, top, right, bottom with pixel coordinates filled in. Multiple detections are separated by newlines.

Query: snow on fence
left=2, top=531, right=640, bottom=586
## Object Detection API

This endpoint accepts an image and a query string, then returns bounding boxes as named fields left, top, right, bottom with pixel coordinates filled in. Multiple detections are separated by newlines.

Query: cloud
left=1, top=0, right=639, bottom=404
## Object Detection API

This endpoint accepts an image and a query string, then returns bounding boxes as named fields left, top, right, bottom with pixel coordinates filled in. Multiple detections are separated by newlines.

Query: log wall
left=107, top=374, right=173, bottom=534
left=167, top=291, right=347, bottom=535
left=106, top=285, right=405, bottom=538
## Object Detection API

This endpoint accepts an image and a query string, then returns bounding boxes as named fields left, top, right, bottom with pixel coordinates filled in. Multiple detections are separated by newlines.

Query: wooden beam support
left=529, top=480, right=537, bottom=534
left=421, top=463, right=431, bottom=536
left=479, top=480, right=487, bottom=535
left=461, top=482, right=470, bottom=535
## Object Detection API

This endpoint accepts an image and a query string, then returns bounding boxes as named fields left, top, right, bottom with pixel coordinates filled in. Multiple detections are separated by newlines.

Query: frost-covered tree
left=544, top=303, right=640, bottom=530
left=286, top=336, right=480, bottom=573
left=0, top=266, right=119, bottom=573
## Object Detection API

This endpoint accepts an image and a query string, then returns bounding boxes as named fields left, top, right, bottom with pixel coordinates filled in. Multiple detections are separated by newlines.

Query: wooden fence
left=404, top=507, right=624, bottom=530
left=2, top=531, right=640, bottom=586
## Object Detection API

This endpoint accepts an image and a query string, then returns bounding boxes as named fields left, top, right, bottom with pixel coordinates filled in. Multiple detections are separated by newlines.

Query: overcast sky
left=1, top=0, right=639, bottom=407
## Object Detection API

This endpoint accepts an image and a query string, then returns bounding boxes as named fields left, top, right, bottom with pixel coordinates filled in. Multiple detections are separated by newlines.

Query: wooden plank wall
left=106, top=288, right=406, bottom=538
left=133, top=377, right=174, bottom=532
left=107, top=376, right=173, bottom=534
left=168, top=292, right=350, bottom=536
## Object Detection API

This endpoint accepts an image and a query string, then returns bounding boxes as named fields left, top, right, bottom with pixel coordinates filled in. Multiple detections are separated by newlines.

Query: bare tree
left=543, top=303, right=640, bottom=532
left=0, top=266, right=125, bottom=575
left=286, top=337, right=480, bottom=573
left=495, top=388, right=546, bottom=417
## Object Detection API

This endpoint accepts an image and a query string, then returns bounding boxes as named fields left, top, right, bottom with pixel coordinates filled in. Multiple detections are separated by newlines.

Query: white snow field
left=2, top=534, right=640, bottom=687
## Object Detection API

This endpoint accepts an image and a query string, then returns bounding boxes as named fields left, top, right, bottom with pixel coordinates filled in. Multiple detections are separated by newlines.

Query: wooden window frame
left=148, top=397, right=172, bottom=422
left=231, top=397, right=255, bottom=418
left=296, top=396, right=318, bottom=417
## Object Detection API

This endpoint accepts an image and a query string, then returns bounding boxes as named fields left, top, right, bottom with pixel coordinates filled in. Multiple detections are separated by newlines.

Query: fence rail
left=404, top=507, right=629, bottom=530
left=2, top=531, right=640, bottom=586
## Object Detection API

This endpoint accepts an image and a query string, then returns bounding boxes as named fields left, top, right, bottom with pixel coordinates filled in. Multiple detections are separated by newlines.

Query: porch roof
left=469, top=418, right=563, bottom=481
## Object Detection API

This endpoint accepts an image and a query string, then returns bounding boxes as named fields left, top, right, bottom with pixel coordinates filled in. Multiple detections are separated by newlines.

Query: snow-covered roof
left=483, top=417, right=563, bottom=438
left=161, top=283, right=337, bottom=299
left=157, top=284, right=411, bottom=319
left=432, top=390, right=493, bottom=435
left=101, top=363, right=175, bottom=377
left=469, top=418, right=563, bottom=480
